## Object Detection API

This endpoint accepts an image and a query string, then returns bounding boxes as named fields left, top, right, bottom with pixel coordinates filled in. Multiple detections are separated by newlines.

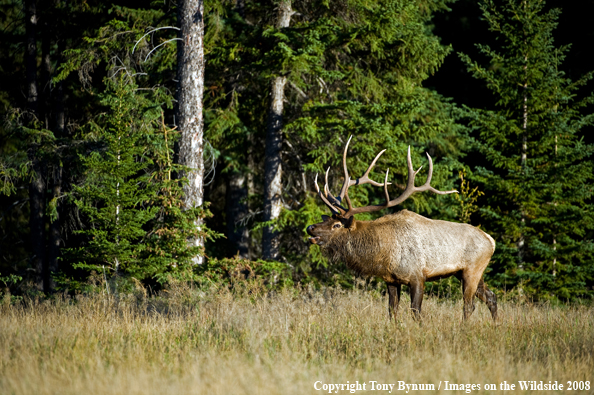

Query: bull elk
left=307, top=136, right=497, bottom=321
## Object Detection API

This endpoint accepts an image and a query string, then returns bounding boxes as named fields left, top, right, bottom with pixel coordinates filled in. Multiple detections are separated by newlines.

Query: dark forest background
left=1, top=0, right=593, bottom=301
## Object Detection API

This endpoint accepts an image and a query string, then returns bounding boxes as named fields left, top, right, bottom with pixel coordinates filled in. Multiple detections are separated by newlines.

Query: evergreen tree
left=66, top=77, right=212, bottom=286
left=461, top=0, right=594, bottom=300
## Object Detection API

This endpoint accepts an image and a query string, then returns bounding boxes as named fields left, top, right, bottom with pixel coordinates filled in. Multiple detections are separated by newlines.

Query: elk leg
left=409, top=281, right=425, bottom=320
left=387, top=283, right=401, bottom=320
left=475, top=277, right=498, bottom=321
left=461, top=273, right=479, bottom=320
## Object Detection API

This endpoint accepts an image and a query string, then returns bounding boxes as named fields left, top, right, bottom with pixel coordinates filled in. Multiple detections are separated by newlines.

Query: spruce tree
left=67, top=77, right=211, bottom=286
left=461, top=0, right=594, bottom=300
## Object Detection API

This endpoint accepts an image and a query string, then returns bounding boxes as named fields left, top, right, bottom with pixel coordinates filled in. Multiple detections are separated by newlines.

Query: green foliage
left=461, top=0, right=594, bottom=300
left=0, top=273, right=22, bottom=304
left=0, top=153, right=30, bottom=196
left=65, top=77, right=217, bottom=284
left=0, top=273, right=21, bottom=288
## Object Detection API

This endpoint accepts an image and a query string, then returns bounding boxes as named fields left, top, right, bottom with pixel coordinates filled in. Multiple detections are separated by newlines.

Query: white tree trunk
left=177, top=0, right=205, bottom=265
left=262, top=0, right=292, bottom=260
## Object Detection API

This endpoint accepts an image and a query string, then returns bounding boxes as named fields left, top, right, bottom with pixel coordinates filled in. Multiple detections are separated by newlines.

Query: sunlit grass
left=1, top=283, right=592, bottom=394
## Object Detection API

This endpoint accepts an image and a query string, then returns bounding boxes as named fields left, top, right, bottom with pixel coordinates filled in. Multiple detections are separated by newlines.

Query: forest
left=1, top=0, right=594, bottom=302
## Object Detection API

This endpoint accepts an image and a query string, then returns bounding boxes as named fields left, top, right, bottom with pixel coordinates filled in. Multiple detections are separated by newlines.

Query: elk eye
left=333, top=223, right=342, bottom=229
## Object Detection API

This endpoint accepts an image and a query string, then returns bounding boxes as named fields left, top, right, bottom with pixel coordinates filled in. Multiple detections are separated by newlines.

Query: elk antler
left=314, top=136, right=458, bottom=218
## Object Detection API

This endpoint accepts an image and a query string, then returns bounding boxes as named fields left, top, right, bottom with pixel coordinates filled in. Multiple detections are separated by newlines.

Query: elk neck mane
left=323, top=214, right=396, bottom=277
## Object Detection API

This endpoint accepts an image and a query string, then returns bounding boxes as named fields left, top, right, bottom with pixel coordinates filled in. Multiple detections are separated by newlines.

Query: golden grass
left=1, top=284, right=593, bottom=394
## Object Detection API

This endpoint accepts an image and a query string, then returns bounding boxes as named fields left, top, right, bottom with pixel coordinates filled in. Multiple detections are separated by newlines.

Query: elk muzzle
left=307, top=225, right=321, bottom=244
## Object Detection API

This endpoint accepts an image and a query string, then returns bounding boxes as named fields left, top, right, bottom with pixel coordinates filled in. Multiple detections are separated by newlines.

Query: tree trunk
left=47, top=166, right=61, bottom=291
left=517, top=83, right=527, bottom=271
left=177, top=0, right=206, bottom=265
left=25, top=0, right=38, bottom=118
left=246, top=132, right=256, bottom=258
left=262, top=0, right=292, bottom=261
left=48, top=54, right=65, bottom=292
left=40, top=23, right=51, bottom=129
left=40, top=9, right=63, bottom=292
left=25, top=0, right=47, bottom=292
left=29, top=161, right=46, bottom=292
left=226, top=171, right=249, bottom=259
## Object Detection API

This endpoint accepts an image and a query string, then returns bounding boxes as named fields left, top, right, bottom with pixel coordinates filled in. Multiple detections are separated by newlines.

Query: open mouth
left=309, top=236, right=321, bottom=245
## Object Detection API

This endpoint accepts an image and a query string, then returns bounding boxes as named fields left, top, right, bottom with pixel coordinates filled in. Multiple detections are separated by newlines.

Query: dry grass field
left=1, top=283, right=593, bottom=395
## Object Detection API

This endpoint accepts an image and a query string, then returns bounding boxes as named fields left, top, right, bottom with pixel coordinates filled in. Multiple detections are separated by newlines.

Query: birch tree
left=262, top=0, right=292, bottom=261
left=177, top=0, right=206, bottom=265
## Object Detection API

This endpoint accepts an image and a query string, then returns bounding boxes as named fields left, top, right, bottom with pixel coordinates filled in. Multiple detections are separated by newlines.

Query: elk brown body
left=308, top=137, right=498, bottom=320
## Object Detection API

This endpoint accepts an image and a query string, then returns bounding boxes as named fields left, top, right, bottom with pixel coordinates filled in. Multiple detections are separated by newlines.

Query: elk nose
left=307, top=225, right=315, bottom=235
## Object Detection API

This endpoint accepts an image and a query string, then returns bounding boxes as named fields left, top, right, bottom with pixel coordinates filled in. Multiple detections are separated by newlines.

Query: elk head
left=307, top=136, right=457, bottom=245
left=307, top=215, right=354, bottom=246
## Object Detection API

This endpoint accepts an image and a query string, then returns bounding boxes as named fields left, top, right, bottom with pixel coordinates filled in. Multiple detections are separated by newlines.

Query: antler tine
left=358, top=149, right=389, bottom=186
left=405, top=146, right=415, bottom=188
left=314, top=173, right=345, bottom=215
left=342, top=135, right=353, bottom=183
left=325, top=166, right=345, bottom=207
left=404, top=146, right=427, bottom=186
left=337, top=135, right=354, bottom=202
left=423, top=152, right=433, bottom=186
left=324, top=167, right=331, bottom=197
left=338, top=144, right=390, bottom=201
left=344, top=182, right=354, bottom=211
left=416, top=152, right=458, bottom=195
left=383, top=169, right=391, bottom=204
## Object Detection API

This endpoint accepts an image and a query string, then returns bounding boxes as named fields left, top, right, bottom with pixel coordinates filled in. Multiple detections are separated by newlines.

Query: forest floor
left=1, top=283, right=593, bottom=394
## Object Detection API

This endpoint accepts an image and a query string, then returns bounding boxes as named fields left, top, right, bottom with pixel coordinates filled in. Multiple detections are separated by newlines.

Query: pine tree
left=289, top=0, right=466, bottom=208
left=461, top=0, right=594, bottom=300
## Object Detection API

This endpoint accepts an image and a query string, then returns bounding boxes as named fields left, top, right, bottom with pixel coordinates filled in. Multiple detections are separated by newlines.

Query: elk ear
left=321, top=215, right=331, bottom=222
left=344, top=216, right=355, bottom=229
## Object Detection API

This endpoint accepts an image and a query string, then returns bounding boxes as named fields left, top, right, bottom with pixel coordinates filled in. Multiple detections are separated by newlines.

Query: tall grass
left=1, top=284, right=593, bottom=394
